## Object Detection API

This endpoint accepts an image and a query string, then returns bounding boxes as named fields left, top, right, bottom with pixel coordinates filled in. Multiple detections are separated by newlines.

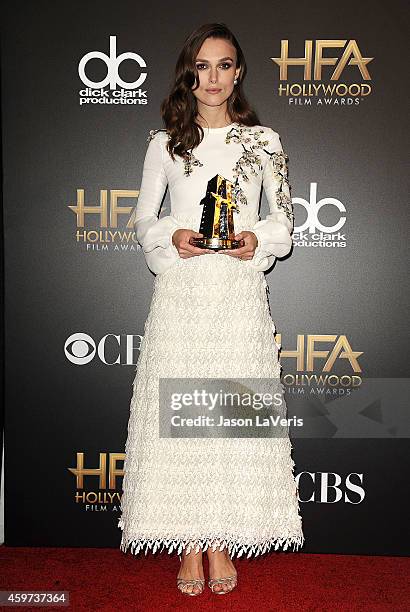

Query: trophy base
left=189, top=237, right=245, bottom=250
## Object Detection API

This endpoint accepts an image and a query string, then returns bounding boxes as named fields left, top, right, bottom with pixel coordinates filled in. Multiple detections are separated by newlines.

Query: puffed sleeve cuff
left=248, top=214, right=293, bottom=272
left=136, top=214, right=183, bottom=276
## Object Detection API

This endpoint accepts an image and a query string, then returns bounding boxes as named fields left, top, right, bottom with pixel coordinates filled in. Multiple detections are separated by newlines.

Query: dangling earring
left=234, top=79, right=238, bottom=85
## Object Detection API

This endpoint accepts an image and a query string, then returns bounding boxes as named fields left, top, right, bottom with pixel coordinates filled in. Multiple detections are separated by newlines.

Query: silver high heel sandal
left=177, top=577, right=205, bottom=596
left=177, top=554, right=205, bottom=596
left=208, top=574, right=238, bottom=594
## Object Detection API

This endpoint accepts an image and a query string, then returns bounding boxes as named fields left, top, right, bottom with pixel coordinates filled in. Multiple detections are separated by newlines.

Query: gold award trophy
left=189, top=174, right=245, bottom=250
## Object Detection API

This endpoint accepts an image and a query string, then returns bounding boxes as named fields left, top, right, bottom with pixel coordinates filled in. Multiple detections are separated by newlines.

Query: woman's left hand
left=220, top=231, right=258, bottom=260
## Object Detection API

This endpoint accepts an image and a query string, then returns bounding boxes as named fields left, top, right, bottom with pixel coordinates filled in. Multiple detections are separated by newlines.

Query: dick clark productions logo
left=78, top=36, right=148, bottom=106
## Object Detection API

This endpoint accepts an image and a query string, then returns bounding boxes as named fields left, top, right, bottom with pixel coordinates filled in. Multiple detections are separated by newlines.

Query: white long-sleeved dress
left=118, top=122, right=304, bottom=558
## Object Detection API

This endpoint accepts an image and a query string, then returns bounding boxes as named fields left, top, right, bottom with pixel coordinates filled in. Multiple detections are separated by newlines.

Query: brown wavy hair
left=160, top=23, right=261, bottom=161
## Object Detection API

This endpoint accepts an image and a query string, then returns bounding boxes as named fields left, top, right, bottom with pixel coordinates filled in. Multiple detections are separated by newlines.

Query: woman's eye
left=195, top=63, right=232, bottom=70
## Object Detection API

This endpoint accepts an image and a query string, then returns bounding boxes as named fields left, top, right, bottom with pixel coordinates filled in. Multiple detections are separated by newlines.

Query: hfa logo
left=78, top=36, right=148, bottom=107
left=271, top=40, right=374, bottom=106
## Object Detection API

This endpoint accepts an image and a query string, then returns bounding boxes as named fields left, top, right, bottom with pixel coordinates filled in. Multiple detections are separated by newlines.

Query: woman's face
left=192, top=37, right=240, bottom=110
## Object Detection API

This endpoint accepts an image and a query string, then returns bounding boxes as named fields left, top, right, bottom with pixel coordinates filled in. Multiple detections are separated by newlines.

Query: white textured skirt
left=117, top=252, right=304, bottom=558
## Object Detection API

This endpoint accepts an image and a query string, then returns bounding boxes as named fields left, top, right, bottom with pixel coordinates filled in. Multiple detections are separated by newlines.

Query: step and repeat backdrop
left=2, top=1, right=409, bottom=555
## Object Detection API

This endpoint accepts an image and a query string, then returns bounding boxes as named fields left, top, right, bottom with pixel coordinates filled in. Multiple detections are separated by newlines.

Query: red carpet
left=1, top=545, right=409, bottom=611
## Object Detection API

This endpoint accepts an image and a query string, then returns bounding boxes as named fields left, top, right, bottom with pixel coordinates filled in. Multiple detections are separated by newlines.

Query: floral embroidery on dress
left=147, top=129, right=204, bottom=177
left=264, top=150, right=294, bottom=224
left=147, top=124, right=294, bottom=223
left=147, top=128, right=167, bottom=142
left=225, top=124, right=294, bottom=224
left=182, top=151, right=204, bottom=177
left=225, top=125, right=270, bottom=149
left=225, top=125, right=271, bottom=211
left=231, top=180, right=248, bottom=211
left=230, top=149, right=262, bottom=211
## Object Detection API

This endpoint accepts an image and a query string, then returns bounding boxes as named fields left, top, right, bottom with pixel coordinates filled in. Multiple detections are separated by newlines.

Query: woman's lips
left=206, top=88, right=222, bottom=94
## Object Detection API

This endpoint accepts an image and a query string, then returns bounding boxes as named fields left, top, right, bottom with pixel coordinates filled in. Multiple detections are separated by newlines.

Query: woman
left=118, top=22, right=304, bottom=596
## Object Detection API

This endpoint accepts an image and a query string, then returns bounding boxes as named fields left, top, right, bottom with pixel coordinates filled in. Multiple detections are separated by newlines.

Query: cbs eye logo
left=78, top=35, right=147, bottom=90
left=64, top=333, right=96, bottom=365
left=64, top=332, right=143, bottom=365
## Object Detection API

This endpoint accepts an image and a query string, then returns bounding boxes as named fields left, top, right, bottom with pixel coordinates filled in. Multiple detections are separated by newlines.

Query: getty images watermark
left=159, top=378, right=302, bottom=438
left=158, top=377, right=410, bottom=439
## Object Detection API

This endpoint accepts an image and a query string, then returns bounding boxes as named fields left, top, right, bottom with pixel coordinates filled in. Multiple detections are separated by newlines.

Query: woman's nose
left=209, top=69, right=218, bottom=83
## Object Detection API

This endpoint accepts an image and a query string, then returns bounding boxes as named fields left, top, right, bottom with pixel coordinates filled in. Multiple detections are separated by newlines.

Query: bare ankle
left=180, top=550, right=203, bottom=564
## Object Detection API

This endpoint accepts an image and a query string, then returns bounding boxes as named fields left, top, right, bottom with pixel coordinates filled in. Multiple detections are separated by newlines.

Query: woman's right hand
left=172, top=229, right=215, bottom=258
